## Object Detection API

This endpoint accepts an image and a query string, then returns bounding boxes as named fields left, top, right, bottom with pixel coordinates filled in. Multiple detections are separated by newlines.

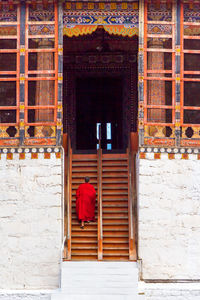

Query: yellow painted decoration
left=133, top=3, right=138, bottom=9
left=122, top=2, right=128, bottom=9
left=99, top=3, right=105, bottom=9
left=103, top=25, right=138, bottom=37
left=88, top=3, right=94, bottom=9
left=63, top=24, right=139, bottom=38
left=66, top=2, right=71, bottom=9
left=110, top=3, right=117, bottom=9
left=63, top=25, right=98, bottom=37
left=76, top=2, right=82, bottom=9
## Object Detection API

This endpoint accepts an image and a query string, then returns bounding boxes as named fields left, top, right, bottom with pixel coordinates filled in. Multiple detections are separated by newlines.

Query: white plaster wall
left=138, top=154, right=200, bottom=279
left=0, top=153, right=63, bottom=289
left=139, top=282, right=200, bottom=300
left=0, top=291, right=51, bottom=300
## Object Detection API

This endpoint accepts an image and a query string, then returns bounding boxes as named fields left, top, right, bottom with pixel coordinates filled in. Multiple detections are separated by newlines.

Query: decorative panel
left=180, top=1, right=200, bottom=147
left=0, top=1, right=20, bottom=146
left=24, top=0, right=58, bottom=145
left=63, top=1, right=139, bottom=37
left=143, top=0, right=175, bottom=147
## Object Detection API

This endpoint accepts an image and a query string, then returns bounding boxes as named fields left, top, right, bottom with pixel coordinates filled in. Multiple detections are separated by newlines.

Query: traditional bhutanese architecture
left=0, top=0, right=200, bottom=299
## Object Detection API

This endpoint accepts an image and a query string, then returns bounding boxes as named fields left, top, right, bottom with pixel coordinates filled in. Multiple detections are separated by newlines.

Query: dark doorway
left=76, top=76, right=123, bottom=151
left=63, top=28, right=138, bottom=153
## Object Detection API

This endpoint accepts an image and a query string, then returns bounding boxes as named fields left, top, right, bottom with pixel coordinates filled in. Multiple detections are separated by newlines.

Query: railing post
left=128, top=135, right=137, bottom=260
left=66, top=136, right=72, bottom=260
left=97, top=126, right=103, bottom=260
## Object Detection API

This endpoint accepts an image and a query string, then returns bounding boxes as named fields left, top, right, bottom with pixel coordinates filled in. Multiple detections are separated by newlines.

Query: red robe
left=76, top=183, right=96, bottom=221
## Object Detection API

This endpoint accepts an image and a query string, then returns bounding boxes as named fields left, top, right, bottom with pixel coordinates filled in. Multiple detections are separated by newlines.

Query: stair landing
left=51, top=261, right=140, bottom=300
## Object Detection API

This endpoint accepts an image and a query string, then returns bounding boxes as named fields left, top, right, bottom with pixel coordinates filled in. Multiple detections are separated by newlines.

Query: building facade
left=0, top=0, right=200, bottom=299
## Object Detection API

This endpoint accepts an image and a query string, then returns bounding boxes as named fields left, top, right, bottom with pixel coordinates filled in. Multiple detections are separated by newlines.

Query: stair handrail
left=128, top=133, right=137, bottom=260
left=97, top=124, right=103, bottom=260
left=66, top=135, right=72, bottom=260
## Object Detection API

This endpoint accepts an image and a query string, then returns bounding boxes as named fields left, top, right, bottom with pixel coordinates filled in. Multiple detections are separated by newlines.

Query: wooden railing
left=66, top=134, right=72, bottom=260
left=128, top=132, right=137, bottom=260
left=97, top=125, right=103, bottom=260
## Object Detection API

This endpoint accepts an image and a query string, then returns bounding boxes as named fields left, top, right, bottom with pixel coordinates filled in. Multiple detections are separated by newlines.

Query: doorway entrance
left=63, top=28, right=138, bottom=261
left=63, top=27, right=138, bottom=153
left=76, top=76, right=123, bottom=151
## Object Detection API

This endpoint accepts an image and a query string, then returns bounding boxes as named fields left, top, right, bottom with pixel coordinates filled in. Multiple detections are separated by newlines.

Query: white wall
left=139, top=282, right=200, bottom=300
left=138, top=153, right=200, bottom=279
left=0, top=152, right=63, bottom=289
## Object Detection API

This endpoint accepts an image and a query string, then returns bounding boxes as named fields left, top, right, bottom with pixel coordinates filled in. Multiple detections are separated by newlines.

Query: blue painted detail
left=138, top=53, right=143, bottom=73
left=175, top=84, right=180, bottom=103
left=56, top=129, right=62, bottom=146
left=57, top=112, right=62, bottom=119
left=176, top=0, right=181, bottom=46
left=175, top=55, right=180, bottom=74
left=20, top=55, right=25, bottom=74
left=64, top=15, right=139, bottom=26
left=139, top=82, right=144, bottom=102
left=139, top=128, right=144, bottom=147
left=59, top=55, right=63, bottom=74
left=58, top=83, right=63, bottom=102
left=20, top=112, right=24, bottom=119
left=175, top=112, right=180, bottom=120
left=19, top=129, right=25, bottom=145
left=20, top=84, right=24, bottom=104
left=58, top=0, right=64, bottom=45
left=20, top=1, right=26, bottom=45
left=139, top=111, right=144, bottom=119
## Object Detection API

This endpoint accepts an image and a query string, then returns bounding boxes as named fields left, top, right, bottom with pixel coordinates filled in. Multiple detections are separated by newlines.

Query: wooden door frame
left=63, top=55, right=138, bottom=152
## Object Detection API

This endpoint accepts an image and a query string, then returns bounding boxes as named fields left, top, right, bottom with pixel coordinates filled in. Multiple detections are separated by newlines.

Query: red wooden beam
left=167, top=0, right=172, bottom=10
left=8, top=0, right=14, bottom=10
left=31, top=0, right=37, bottom=10
left=155, top=0, right=160, bottom=10
left=189, top=0, right=193, bottom=10
left=42, top=0, right=48, bottom=9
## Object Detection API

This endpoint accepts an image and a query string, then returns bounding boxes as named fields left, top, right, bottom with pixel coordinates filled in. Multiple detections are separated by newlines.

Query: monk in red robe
left=76, top=177, right=96, bottom=229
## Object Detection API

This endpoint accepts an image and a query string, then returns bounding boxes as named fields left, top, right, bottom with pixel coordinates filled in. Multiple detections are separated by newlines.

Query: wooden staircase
left=102, top=153, right=129, bottom=260
left=64, top=140, right=136, bottom=261
left=71, top=154, right=98, bottom=260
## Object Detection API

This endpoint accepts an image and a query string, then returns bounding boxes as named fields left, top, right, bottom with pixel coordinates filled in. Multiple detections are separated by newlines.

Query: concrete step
left=52, top=294, right=139, bottom=300
left=52, top=262, right=139, bottom=299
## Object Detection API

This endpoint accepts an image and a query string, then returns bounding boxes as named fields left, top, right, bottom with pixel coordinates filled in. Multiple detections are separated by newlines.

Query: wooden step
left=102, top=169, right=128, bottom=172
left=65, top=152, right=133, bottom=261
left=72, top=246, right=98, bottom=250
left=72, top=174, right=97, bottom=178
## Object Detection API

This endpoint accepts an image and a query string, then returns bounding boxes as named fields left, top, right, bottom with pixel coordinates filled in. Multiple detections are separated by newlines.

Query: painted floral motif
left=184, top=3, right=200, bottom=23
left=147, top=3, right=172, bottom=22
left=29, top=4, right=54, bottom=21
left=0, top=4, right=17, bottom=22
left=148, top=24, right=172, bottom=35
left=29, top=25, right=55, bottom=35
left=64, top=15, right=139, bottom=27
